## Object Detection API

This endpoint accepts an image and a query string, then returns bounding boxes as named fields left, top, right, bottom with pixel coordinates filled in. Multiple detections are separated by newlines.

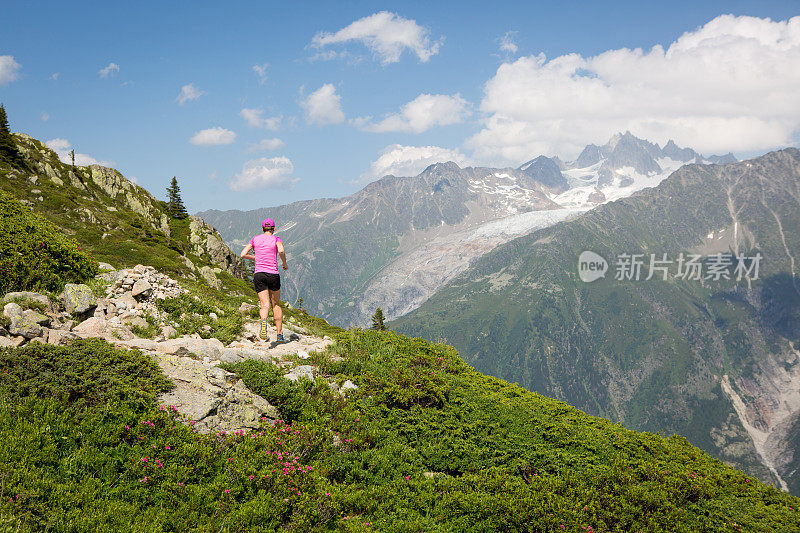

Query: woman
left=240, top=218, right=288, bottom=342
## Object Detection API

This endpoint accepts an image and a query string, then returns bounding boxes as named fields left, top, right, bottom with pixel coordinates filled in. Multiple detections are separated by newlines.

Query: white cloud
left=0, top=56, right=21, bottom=85
left=45, top=138, right=114, bottom=167
left=468, top=15, right=800, bottom=165
left=253, top=63, right=268, bottom=84
left=176, top=83, right=205, bottom=105
left=248, top=138, right=285, bottom=152
left=354, top=93, right=470, bottom=134
left=300, top=84, right=345, bottom=126
left=240, top=108, right=282, bottom=129
left=189, top=127, right=236, bottom=146
left=358, top=144, right=472, bottom=184
left=50, top=72, right=59, bottom=81
left=499, top=31, right=518, bottom=54
left=41, top=111, right=49, bottom=122
left=311, top=11, right=441, bottom=65
left=230, top=156, right=299, bottom=191
left=98, top=62, right=120, bottom=78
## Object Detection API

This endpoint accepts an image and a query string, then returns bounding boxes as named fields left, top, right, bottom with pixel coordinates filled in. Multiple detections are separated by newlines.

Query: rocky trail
left=1, top=265, right=346, bottom=436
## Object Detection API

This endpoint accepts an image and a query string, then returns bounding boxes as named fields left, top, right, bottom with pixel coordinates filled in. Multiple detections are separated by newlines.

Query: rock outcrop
left=189, top=216, right=244, bottom=278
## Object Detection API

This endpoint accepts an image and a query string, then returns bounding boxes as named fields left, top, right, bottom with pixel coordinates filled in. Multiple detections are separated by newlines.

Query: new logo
left=578, top=251, right=608, bottom=282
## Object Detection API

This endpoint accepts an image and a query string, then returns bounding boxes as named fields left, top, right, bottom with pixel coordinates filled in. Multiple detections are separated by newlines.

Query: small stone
left=297, top=350, right=310, bottom=360
left=72, top=317, right=107, bottom=337
left=161, top=325, right=177, bottom=339
left=131, top=279, right=153, bottom=299
left=209, top=312, right=218, bottom=321
left=341, top=380, right=358, bottom=392
left=3, top=302, right=23, bottom=321
left=0, top=336, right=16, bottom=348
left=47, top=329, right=79, bottom=346
left=284, top=365, right=315, bottom=382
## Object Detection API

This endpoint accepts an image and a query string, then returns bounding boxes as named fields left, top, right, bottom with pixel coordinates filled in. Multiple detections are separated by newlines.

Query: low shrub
left=0, top=190, right=98, bottom=295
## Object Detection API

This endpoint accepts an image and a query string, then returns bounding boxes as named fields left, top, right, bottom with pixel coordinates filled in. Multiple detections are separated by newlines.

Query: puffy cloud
left=253, top=63, right=268, bottom=85
left=300, top=84, right=345, bottom=126
left=240, top=108, right=282, bottom=129
left=311, top=11, right=441, bottom=65
left=230, top=156, right=299, bottom=191
left=45, top=138, right=114, bottom=167
left=358, top=144, right=472, bottom=184
left=176, top=83, right=205, bottom=105
left=499, top=32, right=518, bottom=54
left=189, top=127, right=236, bottom=146
left=0, top=56, right=21, bottom=85
left=354, top=93, right=470, bottom=134
left=247, top=138, right=285, bottom=152
left=98, top=62, right=120, bottom=78
left=468, top=15, right=800, bottom=165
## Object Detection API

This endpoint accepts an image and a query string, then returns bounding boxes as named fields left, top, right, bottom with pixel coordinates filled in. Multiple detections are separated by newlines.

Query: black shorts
left=253, top=272, right=280, bottom=293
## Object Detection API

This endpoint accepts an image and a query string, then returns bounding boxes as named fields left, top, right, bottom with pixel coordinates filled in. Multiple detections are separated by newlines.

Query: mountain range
left=392, top=147, right=800, bottom=495
left=200, top=132, right=735, bottom=327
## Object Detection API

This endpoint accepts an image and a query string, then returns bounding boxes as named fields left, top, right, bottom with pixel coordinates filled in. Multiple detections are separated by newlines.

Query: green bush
left=0, top=190, right=98, bottom=295
left=0, top=332, right=798, bottom=531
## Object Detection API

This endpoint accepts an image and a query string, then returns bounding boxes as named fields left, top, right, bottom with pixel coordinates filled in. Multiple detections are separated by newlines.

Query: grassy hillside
left=1, top=332, right=798, bottom=531
left=0, top=133, right=250, bottom=298
left=392, top=148, right=800, bottom=494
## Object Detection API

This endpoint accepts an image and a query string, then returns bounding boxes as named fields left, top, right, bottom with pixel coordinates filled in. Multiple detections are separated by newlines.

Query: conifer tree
left=166, top=176, right=189, bottom=219
left=371, top=307, right=387, bottom=331
left=0, top=103, right=22, bottom=166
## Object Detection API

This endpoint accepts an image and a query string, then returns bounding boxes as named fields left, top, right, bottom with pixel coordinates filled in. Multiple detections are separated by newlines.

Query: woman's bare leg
left=257, top=290, right=270, bottom=320
left=269, top=288, right=283, bottom=335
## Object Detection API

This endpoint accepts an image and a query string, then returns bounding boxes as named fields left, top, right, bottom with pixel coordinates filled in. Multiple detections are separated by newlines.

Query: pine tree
left=371, top=308, right=387, bottom=331
left=297, top=297, right=304, bottom=310
left=166, top=176, right=189, bottom=219
left=0, top=103, right=22, bottom=167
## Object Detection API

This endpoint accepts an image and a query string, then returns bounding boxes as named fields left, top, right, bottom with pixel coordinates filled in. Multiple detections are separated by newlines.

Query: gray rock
left=3, top=302, right=23, bottom=321
left=61, top=319, right=76, bottom=331
left=341, top=380, right=358, bottom=392
left=23, top=309, right=50, bottom=326
left=62, top=284, right=97, bottom=314
left=116, top=292, right=138, bottom=311
left=113, top=337, right=158, bottom=351
left=0, top=336, right=17, bottom=348
left=3, top=291, right=52, bottom=310
left=131, top=279, right=153, bottom=299
left=220, top=349, right=244, bottom=364
left=209, top=312, right=218, bottom=321
left=156, top=336, right=223, bottom=359
left=29, top=337, right=47, bottom=345
left=127, top=316, right=149, bottom=330
left=10, top=336, right=25, bottom=347
left=238, top=302, right=257, bottom=315
left=285, top=365, right=315, bottom=382
left=161, top=325, right=177, bottom=339
left=199, top=266, right=222, bottom=290
left=97, top=262, right=115, bottom=271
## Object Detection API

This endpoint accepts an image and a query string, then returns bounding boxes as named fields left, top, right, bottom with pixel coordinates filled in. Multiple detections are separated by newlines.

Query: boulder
left=125, top=316, right=149, bottom=330
left=113, top=337, right=158, bottom=351
left=161, top=325, right=177, bottom=339
left=156, top=337, right=223, bottom=359
left=0, top=336, right=17, bottom=348
left=47, top=329, right=79, bottom=346
left=3, top=302, right=23, bottom=321
left=72, top=317, right=107, bottom=337
left=285, top=365, right=315, bottom=382
left=220, top=350, right=244, bottom=364
left=10, top=336, right=25, bottom=347
left=97, top=262, right=115, bottom=271
left=199, top=266, right=222, bottom=290
left=62, top=284, right=97, bottom=314
left=116, top=292, right=138, bottom=311
left=23, top=309, right=50, bottom=326
left=131, top=279, right=153, bottom=299
left=3, top=291, right=51, bottom=310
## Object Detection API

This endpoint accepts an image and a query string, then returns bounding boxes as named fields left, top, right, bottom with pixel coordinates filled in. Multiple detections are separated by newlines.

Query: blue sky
left=1, top=1, right=799, bottom=212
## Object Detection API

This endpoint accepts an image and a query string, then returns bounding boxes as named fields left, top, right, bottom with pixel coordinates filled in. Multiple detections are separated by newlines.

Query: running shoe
left=259, top=320, right=268, bottom=340
left=276, top=333, right=286, bottom=343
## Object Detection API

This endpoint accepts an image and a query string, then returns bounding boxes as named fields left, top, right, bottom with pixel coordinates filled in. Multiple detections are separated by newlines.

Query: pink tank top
left=250, top=234, right=282, bottom=274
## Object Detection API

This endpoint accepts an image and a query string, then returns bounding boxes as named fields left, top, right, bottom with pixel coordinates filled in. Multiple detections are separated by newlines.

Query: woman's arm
left=277, top=241, right=288, bottom=270
left=240, top=243, right=255, bottom=261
